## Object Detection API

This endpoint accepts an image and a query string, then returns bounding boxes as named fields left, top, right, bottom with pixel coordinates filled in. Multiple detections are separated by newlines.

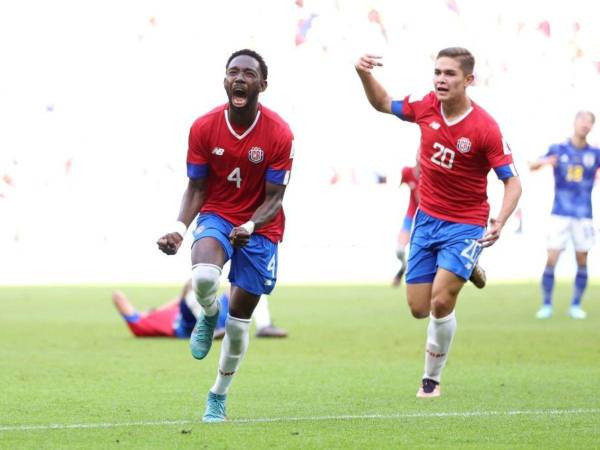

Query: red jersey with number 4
left=187, top=103, right=294, bottom=242
left=400, top=166, right=419, bottom=219
left=394, top=92, right=515, bottom=226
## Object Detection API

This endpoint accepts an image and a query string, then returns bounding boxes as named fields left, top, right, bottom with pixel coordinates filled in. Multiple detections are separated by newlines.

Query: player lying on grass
left=112, top=282, right=288, bottom=340
left=112, top=281, right=198, bottom=338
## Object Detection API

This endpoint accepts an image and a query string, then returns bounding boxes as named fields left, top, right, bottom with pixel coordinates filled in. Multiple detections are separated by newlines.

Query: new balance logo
left=429, top=121, right=441, bottom=130
left=212, top=147, right=225, bottom=156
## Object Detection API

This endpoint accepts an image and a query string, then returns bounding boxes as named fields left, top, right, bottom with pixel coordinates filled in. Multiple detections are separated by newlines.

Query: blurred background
left=1, top=0, right=599, bottom=285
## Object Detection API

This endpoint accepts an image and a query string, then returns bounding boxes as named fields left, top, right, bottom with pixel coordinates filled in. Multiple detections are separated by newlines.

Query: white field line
left=1, top=408, right=599, bottom=432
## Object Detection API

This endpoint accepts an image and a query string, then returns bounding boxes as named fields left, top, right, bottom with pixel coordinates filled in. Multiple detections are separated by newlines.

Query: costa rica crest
left=456, top=137, right=472, bottom=154
left=248, top=146, right=264, bottom=163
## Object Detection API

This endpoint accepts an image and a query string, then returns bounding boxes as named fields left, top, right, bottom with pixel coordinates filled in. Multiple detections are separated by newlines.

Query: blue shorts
left=406, top=210, right=485, bottom=283
left=192, top=213, right=278, bottom=296
left=401, top=215, right=414, bottom=233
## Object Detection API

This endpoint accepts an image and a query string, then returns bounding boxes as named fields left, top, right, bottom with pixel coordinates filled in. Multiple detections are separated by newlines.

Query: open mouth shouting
left=231, top=84, right=248, bottom=108
left=435, top=85, right=449, bottom=96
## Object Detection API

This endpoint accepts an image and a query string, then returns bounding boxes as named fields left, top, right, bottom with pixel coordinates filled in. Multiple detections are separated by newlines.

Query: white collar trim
left=224, top=109, right=261, bottom=140
left=441, top=105, right=473, bottom=126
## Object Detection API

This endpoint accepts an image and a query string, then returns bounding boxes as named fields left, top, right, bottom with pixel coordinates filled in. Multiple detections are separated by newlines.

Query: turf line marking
left=234, top=408, right=600, bottom=423
left=1, top=408, right=599, bottom=432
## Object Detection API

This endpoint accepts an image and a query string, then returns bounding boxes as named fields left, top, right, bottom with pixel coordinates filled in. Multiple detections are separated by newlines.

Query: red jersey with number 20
left=393, top=92, right=516, bottom=226
left=187, top=103, right=294, bottom=243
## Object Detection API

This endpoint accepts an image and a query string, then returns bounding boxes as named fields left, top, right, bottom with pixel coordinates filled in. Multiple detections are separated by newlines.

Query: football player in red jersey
left=111, top=280, right=199, bottom=338
left=157, top=49, right=294, bottom=422
left=393, top=155, right=487, bottom=289
left=356, top=48, right=521, bottom=398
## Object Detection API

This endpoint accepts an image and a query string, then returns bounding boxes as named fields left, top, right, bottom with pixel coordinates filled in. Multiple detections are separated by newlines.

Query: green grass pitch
left=1, top=282, right=599, bottom=449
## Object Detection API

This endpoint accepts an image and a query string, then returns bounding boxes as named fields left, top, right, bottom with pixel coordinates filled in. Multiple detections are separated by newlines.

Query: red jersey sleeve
left=266, top=128, right=294, bottom=186
left=393, top=92, right=436, bottom=122
left=186, top=120, right=209, bottom=179
left=483, top=123, right=519, bottom=179
left=484, top=124, right=514, bottom=169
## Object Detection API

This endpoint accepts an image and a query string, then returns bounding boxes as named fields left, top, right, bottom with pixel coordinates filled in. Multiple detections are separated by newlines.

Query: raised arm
left=156, top=177, right=206, bottom=255
left=229, top=182, right=286, bottom=248
left=529, top=155, right=557, bottom=171
left=355, top=54, right=392, bottom=114
left=478, top=176, right=522, bottom=248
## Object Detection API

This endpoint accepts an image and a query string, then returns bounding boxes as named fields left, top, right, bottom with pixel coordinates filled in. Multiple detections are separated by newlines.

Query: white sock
left=210, top=315, right=251, bottom=395
left=252, top=296, right=271, bottom=330
left=423, top=311, right=457, bottom=383
left=191, top=263, right=221, bottom=316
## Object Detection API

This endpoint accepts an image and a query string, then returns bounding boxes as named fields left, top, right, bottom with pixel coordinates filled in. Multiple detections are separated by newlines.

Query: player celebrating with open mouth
left=355, top=47, right=521, bottom=397
left=157, top=49, right=294, bottom=422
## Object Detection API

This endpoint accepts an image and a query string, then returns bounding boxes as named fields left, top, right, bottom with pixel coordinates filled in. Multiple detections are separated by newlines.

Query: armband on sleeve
left=494, top=164, right=518, bottom=180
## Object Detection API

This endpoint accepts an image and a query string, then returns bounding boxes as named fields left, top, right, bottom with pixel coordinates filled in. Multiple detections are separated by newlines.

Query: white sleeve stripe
left=283, top=171, right=290, bottom=185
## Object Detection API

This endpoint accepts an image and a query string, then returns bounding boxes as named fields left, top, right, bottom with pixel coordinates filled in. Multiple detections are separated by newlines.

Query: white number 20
left=431, top=143, right=455, bottom=169
left=460, top=239, right=481, bottom=263
left=227, top=167, right=242, bottom=188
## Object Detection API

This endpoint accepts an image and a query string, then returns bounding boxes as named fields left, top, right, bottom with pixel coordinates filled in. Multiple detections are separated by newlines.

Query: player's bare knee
left=191, top=263, right=221, bottom=306
left=546, top=249, right=561, bottom=267
left=575, top=252, right=588, bottom=266
left=410, top=307, right=429, bottom=319
left=406, top=297, right=428, bottom=318
left=406, top=284, right=432, bottom=319
left=430, top=297, right=454, bottom=318
left=407, top=299, right=430, bottom=318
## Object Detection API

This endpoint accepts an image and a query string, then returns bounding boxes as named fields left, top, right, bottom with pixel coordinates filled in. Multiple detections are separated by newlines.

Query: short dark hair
left=576, top=110, right=596, bottom=124
left=436, top=47, right=475, bottom=75
left=226, top=49, right=268, bottom=80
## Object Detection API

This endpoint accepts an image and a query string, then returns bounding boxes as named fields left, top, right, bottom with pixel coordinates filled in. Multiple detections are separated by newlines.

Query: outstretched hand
left=355, top=54, right=383, bottom=74
left=157, top=232, right=183, bottom=255
left=528, top=155, right=558, bottom=171
left=478, top=218, right=504, bottom=248
left=229, top=227, right=251, bottom=248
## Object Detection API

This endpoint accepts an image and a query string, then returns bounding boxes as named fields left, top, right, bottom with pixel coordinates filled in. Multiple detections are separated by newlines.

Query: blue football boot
left=202, top=391, right=227, bottom=423
left=189, top=306, right=219, bottom=360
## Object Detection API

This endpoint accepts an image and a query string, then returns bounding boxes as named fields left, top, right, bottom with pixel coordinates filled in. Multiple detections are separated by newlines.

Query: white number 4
left=227, top=167, right=242, bottom=188
left=267, top=255, right=276, bottom=277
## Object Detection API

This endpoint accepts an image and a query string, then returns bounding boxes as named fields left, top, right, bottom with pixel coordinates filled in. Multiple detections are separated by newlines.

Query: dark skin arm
left=229, top=181, right=286, bottom=248
left=156, top=178, right=206, bottom=255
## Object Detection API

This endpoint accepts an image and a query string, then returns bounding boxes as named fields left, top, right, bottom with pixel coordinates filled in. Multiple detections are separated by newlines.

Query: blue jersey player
left=529, top=111, right=599, bottom=320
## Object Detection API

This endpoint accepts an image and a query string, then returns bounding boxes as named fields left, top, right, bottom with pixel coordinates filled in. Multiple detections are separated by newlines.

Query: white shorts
left=546, top=215, right=596, bottom=252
